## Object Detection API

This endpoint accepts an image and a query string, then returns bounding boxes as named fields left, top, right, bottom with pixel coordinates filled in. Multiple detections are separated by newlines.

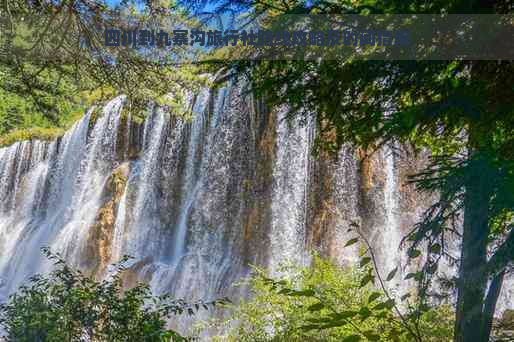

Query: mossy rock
left=88, top=107, right=101, bottom=131
left=83, top=163, right=129, bottom=277
left=107, top=163, right=129, bottom=197
left=120, top=106, right=145, bottom=125
left=0, top=127, right=66, bottom=147
left=116, top=106, right=145, bottom=161
left=500, top=310, right=514, bottom=330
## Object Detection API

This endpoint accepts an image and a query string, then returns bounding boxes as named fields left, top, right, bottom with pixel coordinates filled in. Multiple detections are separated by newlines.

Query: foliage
left=203, top=1, right=513, bottom=341
left=0, top=248, right=226, bottom=342
left=0, top=63, right=86, bottom=136
left=208, top=255, right=453, bottom=342
left=245, top=58, right=514, bottom=342
left=1, top=0, right=210, bottom=137
left=0, top=127, right=67, bottom=147
left=244, top=59, right=514, bottom=340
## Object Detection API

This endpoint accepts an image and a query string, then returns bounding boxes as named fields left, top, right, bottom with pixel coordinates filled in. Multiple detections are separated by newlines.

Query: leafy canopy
left=1, top=0, right=210, bottom=137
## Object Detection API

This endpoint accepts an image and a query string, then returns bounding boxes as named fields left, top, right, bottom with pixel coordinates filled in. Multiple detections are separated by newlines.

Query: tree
left=1, top=0, right=206, bottom=129
left=0, top=62, right=86, bottom=138
left=202, top=1, right=514, bottom=341
left=0, top=248, right=225, bottom=341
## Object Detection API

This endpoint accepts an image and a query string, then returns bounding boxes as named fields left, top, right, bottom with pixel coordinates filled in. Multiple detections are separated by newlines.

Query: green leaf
left=386, top=267, right=398, bottom=281
left=363, top=330, right=381, bottom=341
left=306, top=317, right=325, bottom=323
left=408, top=249, right=421, bottom=258
left=288, top=289, right=315, bottom=297
left=373, top=299, right=395, bottom=311
left=360, top=257, right=372, bottom=267
left=359, top=306, right=372, bottom=320
left=307, top=302, right=324, bottom=312
left=360, top=274, right=374, bottom=288
left=278, top=288, right=291, bottom=295
left=342, top=335, right=361, bottom=342
left=429, top=243, right=441, bottom=254
left=320, top=320, right=347, bottom=329
left=300, top=324, right=320, bottom=331
left=344, top=238, right=359, bottom=247
left=404, top=272, right=418, bottom=280
left=373, top=301, right=387, bottom=310
left=332, top=310, right=358, bottom=320
left=368, top=292, right=382, bottom=303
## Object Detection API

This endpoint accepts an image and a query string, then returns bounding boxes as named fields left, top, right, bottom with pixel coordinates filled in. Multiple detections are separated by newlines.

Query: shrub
left=0, top=248, right=223, bottom=342
left=209, top=256, right=453, bottom=342
left=0, top=127, right=66, bottom=147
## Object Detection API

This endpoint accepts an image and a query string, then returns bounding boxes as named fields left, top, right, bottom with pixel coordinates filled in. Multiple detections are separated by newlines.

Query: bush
left=0, top=127, right=66, bottom=147
left=209, top=256, right=453, bottom=342
left=0, top=248, right=223, bottom=342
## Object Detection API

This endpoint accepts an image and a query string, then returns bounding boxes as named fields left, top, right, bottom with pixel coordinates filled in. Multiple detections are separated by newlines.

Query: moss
left=88, top=107, right=100, bottom=131
left=0, top=127, right=66, bottom=147
left=119, top=106, right=144, bottom=127
left=120, top=105, right=144, bottom=125
left=80, top=86, right=117, bottom=106
left=116, top=106, right=145, bottom=161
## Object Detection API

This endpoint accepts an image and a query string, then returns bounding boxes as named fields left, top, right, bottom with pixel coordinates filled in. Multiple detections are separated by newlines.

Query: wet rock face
left=0, top=80, right=512, bottom=336
left=500, top=309, right=514, bottom=330
left=82, top=163, right=129, bottom=277
left=492, top=310, right=514, bottom=341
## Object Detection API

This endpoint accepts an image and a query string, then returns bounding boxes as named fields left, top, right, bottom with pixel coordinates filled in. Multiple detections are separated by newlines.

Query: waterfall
left=268, top=108, right=312, bottom=274
left=128, top=107, right=167, bottom=258
left=172, top=87, right=211, bottom=262
left=0, top=79, right=511, bottom=335
left=381, top=145, right=405, bottom=294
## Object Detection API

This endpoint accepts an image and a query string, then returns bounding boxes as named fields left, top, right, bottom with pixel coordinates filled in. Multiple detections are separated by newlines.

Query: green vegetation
left=245, top=58, right=513, bottom=342
left=208, top=256, right=453, bottom=342
left=0, top=0, right=210, bottom=146
left=0, top=127, right=66, bottom=147
left=0, top=248, right=224, bottom=342
left=0, top=63, right=87, bottom=145
left=202, top=1, right=513, bottom=341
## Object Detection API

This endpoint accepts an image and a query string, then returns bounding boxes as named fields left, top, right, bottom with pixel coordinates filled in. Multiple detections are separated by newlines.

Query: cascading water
left=379, top=145, right=409, bottom=295
left=268, top=108, right=312, bottom=275
left=0, top=79, right=512, bottom=337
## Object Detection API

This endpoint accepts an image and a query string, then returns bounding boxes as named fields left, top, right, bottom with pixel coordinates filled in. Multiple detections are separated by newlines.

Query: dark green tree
left=1, top=0, right=205, bottom=131
left=205, top=1, right=514, bottom=341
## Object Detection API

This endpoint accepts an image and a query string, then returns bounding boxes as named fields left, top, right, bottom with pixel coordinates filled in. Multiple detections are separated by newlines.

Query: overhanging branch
left=487, top=227, right=514, bottom=276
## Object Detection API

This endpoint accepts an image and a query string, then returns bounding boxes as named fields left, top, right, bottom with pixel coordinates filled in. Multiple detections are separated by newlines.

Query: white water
left=380, top=145, right=406, bottom=295
left=268, top=108, right=311, bottom=275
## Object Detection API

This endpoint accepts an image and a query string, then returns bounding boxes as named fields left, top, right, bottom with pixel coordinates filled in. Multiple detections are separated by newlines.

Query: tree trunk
left=481, top=271, right=505, bottom=341
left=454, top=157, right=492, bottom=342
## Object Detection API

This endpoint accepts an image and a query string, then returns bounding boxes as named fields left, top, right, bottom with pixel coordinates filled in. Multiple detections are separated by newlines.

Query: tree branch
left=487, top=228, right=514, bottom=276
